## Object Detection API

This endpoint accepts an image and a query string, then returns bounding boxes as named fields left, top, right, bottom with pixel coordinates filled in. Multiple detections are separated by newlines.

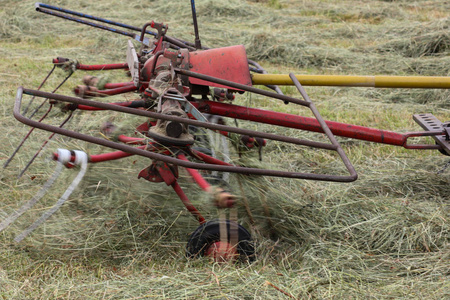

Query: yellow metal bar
left=251, top=74, right=450, bottom=89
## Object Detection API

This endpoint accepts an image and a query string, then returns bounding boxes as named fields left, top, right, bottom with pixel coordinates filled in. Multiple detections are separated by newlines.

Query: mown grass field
left=0, top=0, right=449, bottom=299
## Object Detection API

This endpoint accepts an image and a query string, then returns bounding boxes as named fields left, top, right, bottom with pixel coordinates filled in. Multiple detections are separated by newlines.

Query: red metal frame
left=192, top=100, right=441, bottom=150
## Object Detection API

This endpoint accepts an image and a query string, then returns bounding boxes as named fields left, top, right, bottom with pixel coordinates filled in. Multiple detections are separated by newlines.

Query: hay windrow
left=375, top=19, right=450, bottom=58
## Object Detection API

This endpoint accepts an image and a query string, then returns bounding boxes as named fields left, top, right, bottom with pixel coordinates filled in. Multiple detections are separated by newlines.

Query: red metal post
left=194, top=100, right=407, bottom=146
left=76, top=63, right=129, bottom=71
left=177, top=154, right=211, bottom=192
left=171, top=182, right=206, bottom=224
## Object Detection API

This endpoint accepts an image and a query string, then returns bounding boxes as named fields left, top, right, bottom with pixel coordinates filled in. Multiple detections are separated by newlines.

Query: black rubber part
left=186, top=219, right=255, bottom=262
left=437, top=142, right=450, bottom=156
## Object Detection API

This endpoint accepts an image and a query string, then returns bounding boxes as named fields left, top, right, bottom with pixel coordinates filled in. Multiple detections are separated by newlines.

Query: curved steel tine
left=22, top=65, right=56, bottom=115
left=3, top=104, right=53, bottom=169
left=17, top=112, right=74, bottom=178
left=5, top=71, right=74, bottom=169
left=14, top=150, right=88, bottom=242
left=0, top=162, right=64, bottom=233
left=28, top=71, right=73, bottom=119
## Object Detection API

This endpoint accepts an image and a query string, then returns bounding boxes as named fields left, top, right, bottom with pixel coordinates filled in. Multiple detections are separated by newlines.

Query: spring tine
left=3, top=105, right=53, bottom=169
left=14, top=150, right=88, bottom=243
left=6, top=71, right=73, bottom=169
left=22, top=66, right=56, bottom=115
left=17, top=112, right=74, bottom=178
left=28, top=71, right=73, bottom=119
left=0, top=163, right=64, bottom=233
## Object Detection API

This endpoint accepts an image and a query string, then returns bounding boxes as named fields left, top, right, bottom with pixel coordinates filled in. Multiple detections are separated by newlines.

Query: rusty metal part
left=29, top=69, right=74, bottom=119
left=289, top=73, right=356, bottom=181
left=176, top=68, right=310, bottom=107
left=148, top=94, right=195, bottom=146
left=138, top=160, right=205, bottom=224
left=413, top=113, right=450, bottom=155
left=138, top=161, right=179, bottom=183
left=15, top=87, right=358, bottom=182
left=21, top=89, right=337, bottom=150
left=172, top=181, right=206, bottom=224
left=180, top=69, right=446, bottom=151
left=74, top=84, right=137, bottom=98
left=188, top=46, right=252, bottom=90
left=140, top=21, right=155, bottom=42
left=141, top=21, right=167, bottom=42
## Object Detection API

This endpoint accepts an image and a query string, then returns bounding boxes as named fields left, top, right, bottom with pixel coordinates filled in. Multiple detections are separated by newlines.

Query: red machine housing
left=189, top=45, right=252, bottom=90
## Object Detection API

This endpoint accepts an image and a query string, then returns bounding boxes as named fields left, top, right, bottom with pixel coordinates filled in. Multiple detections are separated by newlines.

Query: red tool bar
left=192, top=150, right=234, bottom=166
left=89, top=147, right=146, bottom=162
left=104, top=82, right=135, bottom=89
left=74, top=85, right=138, bottom=98
left=117, top=135, right=146, bottom=145
left=77, top=63, right=128, bottom=71
left=76, top=99, right=143, bottom=111
left=52, top=59, right=128, bottom=70
left=177, top=154, right=211, bottom=192
left=194, top=101, right=406, bottom=146
left=52, top=146, right=147, bottom=163
left=172, top=181, right=206, bottom=224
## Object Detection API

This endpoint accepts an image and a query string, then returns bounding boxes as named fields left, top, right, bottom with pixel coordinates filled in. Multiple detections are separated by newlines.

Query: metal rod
left=289, top=73, right=357, bottom=180
left=75, top=63, right=129, bottom=71
left=22, top=65, right=55, bottom=115
left=17, top=112, right=74, bottom=178
left=36, top=7, right=136, bottom=39
left=36, top=3, right=155, bottom=35
left=252, top=74, right=450, bottom=89
left=191, top=100, right=407, bottom=146
left=28, top=69, right=73, bottom=119
left=3, top=105, right=53, bottom=168
left=175, top=68, right=310, bottom=107
left=178, top=154, right=211, bottom=192
left=190, top=0, right=202, bottom=49
left=172, top=181, right=206, bottom=224
left=35, top=3, right=196, bottom=49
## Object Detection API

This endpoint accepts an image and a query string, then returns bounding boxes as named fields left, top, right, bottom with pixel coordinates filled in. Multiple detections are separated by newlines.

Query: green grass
left=1, top=0, right=449, bottom=299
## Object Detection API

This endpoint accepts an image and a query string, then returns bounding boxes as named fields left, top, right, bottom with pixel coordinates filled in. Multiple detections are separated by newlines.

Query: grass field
left=0, top=0, right=449, bottom=299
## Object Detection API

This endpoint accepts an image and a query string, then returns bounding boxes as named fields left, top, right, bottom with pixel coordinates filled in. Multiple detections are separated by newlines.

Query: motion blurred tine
left=3, top=105, right=53, bottom=169
left=22, top=65, right=56, bottom=115
left=17, top=112, right=74, bottom=178
left=6, top=70, right=74, bottom=169
left=28, top=71, right=73, bottom=119
left=14, top=150, right=88, bottom=243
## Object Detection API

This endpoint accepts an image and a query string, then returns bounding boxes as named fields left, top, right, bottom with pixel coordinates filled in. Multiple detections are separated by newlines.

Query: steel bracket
left=413, top=113, right=450, bottom=155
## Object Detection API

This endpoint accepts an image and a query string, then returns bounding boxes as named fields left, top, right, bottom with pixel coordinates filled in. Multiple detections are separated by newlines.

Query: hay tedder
left=2, top=2, right=449, bottom=262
